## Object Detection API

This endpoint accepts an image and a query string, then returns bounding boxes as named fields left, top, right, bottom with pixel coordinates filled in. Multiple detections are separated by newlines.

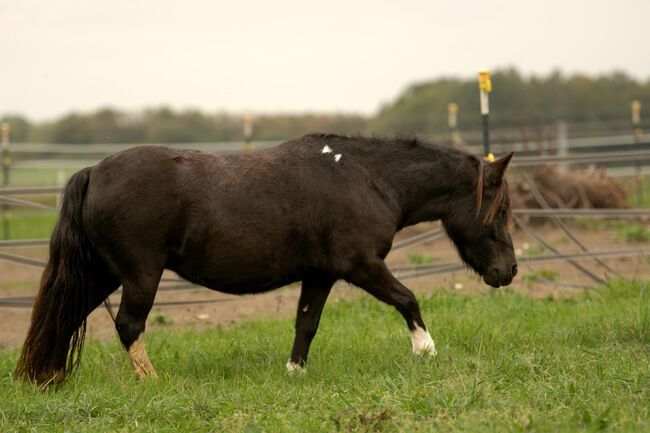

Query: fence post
left=1, top=122, right=11, bottom=240
left=478, top=69, right=493, bottom=160
left=243, top=113, right=254, bottom=152
left=447, top=103, right=459, bottom=145
left=557, top=121, right=569, bottom=172
left=632, top=100, right=643, bottom=205
left=56, top=168, right=66, bottom=209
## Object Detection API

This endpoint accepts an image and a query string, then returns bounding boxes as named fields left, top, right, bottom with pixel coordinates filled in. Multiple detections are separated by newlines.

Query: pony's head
left=443, top=152, right=517, bottom=288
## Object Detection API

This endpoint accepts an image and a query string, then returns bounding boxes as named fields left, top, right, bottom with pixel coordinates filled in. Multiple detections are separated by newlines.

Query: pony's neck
left=367, top=144, right=478, bottom=230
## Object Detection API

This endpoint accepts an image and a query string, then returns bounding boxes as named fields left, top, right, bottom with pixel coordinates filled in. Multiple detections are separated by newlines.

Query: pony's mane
left=475, top=161, right=511, bottom=226
left=307, top=132, right=422, bottom=147
left=308, top=132, right=511, bottom=224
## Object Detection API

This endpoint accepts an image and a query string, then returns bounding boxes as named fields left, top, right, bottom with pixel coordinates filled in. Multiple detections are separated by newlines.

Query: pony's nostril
left=512, top=264, right=518, bottom=276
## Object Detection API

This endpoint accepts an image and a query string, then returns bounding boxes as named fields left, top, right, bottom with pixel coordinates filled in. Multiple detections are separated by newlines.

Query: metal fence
left=1, top=144, right=650, bottom=310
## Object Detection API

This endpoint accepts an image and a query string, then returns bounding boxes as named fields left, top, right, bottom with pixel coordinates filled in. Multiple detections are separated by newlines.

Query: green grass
left=617, top=224, right=650, bottom=243
left=8, top=167, right=81, bottom=187
left=0, top=211, right=57, bottom=240
left=521, top=268, right=559, bottom=283
left=574, top=218, right=621, bottom=231
left=1, top=166, right=76, bottom=241
left=578, top=219, right=650, bottom=243
left=408, top=252, right=438, bottom=265
left=1, top=280, right=649, bottom=432
left=574, top=218, right=650, bottom=244
left=627, top=175, right=650, bottom=209
left=0, top=281, right=36, bottom=291
left=524, top=243, right=544, bottom=257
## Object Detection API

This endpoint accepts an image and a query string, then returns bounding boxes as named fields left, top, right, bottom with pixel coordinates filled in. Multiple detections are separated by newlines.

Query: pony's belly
left=169, top=258, right=302, bottom=295
left=200, top=276, right=297, bottom=295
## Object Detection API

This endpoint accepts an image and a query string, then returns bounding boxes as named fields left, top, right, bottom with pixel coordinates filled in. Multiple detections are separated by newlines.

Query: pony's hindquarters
left=14, top=167, right=118, bottom=385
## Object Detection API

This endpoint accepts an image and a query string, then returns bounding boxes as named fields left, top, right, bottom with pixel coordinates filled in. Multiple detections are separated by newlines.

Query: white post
left=1, top=123, right=11, bottom=239
left=557, top=121, right=568, bottom=172
left=56, top=169, right=66, bottom=209
left=447, top=103, right=459, bottom=145
left=632, top=100, right=643, bottom=205
left=243, top=113, right=254, bottom=152
left=478, top=69, right=493, bottom=160
left=632, top=100, right=642, bottom=141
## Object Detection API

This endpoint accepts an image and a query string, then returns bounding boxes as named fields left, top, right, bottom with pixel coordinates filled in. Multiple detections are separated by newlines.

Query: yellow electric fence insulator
left=485, top=152, right=496, bottom=162
left=478, top=69, right=492, bottom=93
left=447, top=102, right=458, bottom=113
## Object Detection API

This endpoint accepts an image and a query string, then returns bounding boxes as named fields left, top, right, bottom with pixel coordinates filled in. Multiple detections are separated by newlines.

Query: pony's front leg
left=286, top=276, right=335, bottom=374
left=347, top=260, right=437, bottom=356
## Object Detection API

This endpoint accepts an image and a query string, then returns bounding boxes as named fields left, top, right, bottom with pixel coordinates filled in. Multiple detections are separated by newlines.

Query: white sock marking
left=321, top=145, right=332, bottom=154
left=334, top=154, right=342, bottom=162
left=286, top=360, right=307, bottom=374
left=411, top=325, right=437, bottom=356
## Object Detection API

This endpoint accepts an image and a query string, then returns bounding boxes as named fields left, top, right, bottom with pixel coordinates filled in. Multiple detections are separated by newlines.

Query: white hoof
left=286, top=360, right=307, bottom=375
left=411, top=326, right=438, bottom=357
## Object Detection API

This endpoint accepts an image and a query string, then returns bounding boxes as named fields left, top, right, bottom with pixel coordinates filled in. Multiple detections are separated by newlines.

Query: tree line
left=2, top=68, right=649, bottom=144
left=370, top=68, right=650, bottom=134
left=0, top=109, right=367, bottom=144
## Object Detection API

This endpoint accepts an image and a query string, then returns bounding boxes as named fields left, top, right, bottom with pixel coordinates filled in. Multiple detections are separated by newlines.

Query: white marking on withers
left=411, top=325, right=437, bottom=356
left=321, top=145, right=332, bottom=154
left=334, top=154, right=342, bottom=162
left=286, top=360, right=307, bottom=374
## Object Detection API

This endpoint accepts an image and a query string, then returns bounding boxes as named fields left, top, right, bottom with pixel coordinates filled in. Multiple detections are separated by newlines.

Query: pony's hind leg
left=115, top=272, right=162, bottom=379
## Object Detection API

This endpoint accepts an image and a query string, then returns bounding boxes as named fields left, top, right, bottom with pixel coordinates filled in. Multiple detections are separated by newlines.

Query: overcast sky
left=2, top=0, right=649, bottom=120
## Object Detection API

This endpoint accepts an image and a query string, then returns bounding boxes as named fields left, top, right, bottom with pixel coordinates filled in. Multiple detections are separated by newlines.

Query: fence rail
left=1, top=245, right=647, bottom=309
left=1, top=141, right=650, bottom=313
left=394, top=247, right=650, bottom=280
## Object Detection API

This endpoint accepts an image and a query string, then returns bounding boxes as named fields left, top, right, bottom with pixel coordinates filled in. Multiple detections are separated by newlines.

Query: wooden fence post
left=1, top=122, right=11, bottom=239
left=632, top=100, right=643, bottom=205
left=447, top=103, right=459, bottom=145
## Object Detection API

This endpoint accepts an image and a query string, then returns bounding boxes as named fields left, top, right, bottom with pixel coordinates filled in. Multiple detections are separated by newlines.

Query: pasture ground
left=1, top=280, right=648, bottom=432
left=1, top=167, right=650, bottom=431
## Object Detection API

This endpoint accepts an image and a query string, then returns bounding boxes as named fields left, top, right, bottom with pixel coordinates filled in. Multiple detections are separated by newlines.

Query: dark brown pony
left=15, top=134, right=516, bottom=384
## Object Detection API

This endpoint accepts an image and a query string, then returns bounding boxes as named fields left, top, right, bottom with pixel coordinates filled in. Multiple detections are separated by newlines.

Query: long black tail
left=15, top=167, right=108, bottom=384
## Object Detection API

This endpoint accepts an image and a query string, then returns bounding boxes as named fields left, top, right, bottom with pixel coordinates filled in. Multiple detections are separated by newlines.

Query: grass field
left=2, top=169, right=650, bottom=241
left=0, top=211, right=57, bottom=240
left=1, top=280, right=648, bottom=432
left=9, top=167, right=82, bottom=188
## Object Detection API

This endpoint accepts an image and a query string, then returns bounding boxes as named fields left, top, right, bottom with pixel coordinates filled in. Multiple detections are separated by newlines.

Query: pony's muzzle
left=484, top=262, right=517, bottom=288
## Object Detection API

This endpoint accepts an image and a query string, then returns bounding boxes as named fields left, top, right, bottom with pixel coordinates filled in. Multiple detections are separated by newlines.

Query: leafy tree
left=50, top=113, right=93, bottom=144
left=371, top=68, right=650, bottom=134
left=0, top=115, right=31, bottom=143
left=3, top=68, right=650, bottom=144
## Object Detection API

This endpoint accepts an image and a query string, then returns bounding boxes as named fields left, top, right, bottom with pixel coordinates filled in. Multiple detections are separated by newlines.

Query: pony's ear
left=485, top=152, right=514, bottom=186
